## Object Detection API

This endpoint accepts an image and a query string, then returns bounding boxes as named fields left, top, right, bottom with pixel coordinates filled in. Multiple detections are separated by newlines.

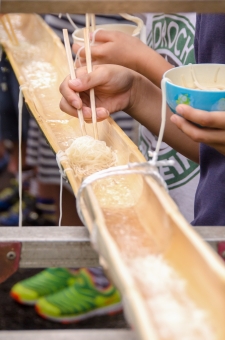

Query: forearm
left=127, top=73, right=200, bottom=163
left=88, top=31, right=173, bottom=89
left=134, top=42, right=173, bottom=88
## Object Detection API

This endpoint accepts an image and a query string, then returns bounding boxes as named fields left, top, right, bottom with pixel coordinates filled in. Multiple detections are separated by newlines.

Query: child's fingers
left=59, top=97, right=82, bottom=117
left=59, top=76, right=83, bottom=110
left=67, top=66, right=111, bottom=94
left=90, top=30, right=114, bottom=43
left=176, top=104, right=225, bottom=129
left=59, top=97, right=109, bottom=122
left=72, top=30, right=114, bottom=55
left=170, top=114, right=225, bottom=144
left=79, top=106, right=109, bottom=121
left=72, top=43, right=85, bottom=55
left=74, top=57, right=86, bottom=68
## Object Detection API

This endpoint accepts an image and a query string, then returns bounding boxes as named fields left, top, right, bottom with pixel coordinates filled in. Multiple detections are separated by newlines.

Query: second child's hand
left=171, top=104, right=225, bottom=156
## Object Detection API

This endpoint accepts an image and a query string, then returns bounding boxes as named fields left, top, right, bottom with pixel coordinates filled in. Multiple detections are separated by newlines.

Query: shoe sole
left=35, top=301, right=123, bottom=323
left=10, top=291, right=38, bottom=305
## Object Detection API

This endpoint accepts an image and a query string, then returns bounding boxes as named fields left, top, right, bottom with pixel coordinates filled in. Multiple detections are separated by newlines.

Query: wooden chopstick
left=63, top=29, right=86, bottom=136
left=90, top=14, right=96, bottom=32
left=85, top=13, right=95, bottom=33
left=85, top=13, right=90, bottom=29
left=83, top=25, right=99, bottom=140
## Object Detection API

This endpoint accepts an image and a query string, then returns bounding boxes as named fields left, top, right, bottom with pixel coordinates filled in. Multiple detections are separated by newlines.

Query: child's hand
left=73, top=30, right=143, bottom=71
left=59, top=64, right=137, bottom=122
left=59, top=65, right=200, bottom=162
left=171, top=104, right=225, bottom=156
left=73, top=30, right=172, bottom=88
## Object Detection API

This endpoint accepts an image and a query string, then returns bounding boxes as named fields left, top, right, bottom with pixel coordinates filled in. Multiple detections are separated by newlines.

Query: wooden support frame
left=0, top=226, right=223, bottom=269
left=1, top=0, right=225, bottom=14
left=0, top=330, right=136, bottom=340
left=0, top=227, right=99, bottom=269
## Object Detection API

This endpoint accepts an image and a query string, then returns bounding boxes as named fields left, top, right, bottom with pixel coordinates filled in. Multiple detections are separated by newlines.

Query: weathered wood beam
left=1, top=0, right=225, bottom=14
left=0, top=330, right=136, bottom=340
left=0, top=227, right=99, bottom=268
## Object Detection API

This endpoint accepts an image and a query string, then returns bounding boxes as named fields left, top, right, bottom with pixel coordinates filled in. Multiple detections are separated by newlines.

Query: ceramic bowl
left=72, top=23, right=143, bottom=46
left=163, top=64, right=225, bottom=113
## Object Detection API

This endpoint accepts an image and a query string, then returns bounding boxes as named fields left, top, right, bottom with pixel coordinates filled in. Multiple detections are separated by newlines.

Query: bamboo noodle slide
left=5, top=14, right=19, bottom=45
left=0, top=15, right=18, bottom=45
left=62, top=28, right=86, bottom=136
left=0, top=13, right=145, bottom=193
left=1, top=13, right=225, bottom=340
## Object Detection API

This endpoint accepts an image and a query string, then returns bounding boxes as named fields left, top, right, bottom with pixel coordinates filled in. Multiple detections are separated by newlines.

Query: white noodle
left=128, top=255, right=215, bottom=340
left=65, top=135, right=118, bottom=179
left=190, top=66, right=225, bottom=91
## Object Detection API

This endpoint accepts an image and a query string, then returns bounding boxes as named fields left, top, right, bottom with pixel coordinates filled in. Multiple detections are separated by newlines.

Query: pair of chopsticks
left=1, top=14, right=19, bottom=45
left=63, top=13, right=99, bottom=139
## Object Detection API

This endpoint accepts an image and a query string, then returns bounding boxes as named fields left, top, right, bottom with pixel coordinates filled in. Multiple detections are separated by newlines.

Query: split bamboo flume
left=1, top=14, right=225, bottom=340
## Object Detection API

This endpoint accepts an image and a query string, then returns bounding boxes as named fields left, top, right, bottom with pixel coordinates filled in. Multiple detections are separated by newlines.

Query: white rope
left=56, top=150, right=73, bottom=227
left=18, top=85, right=28, bottom=227
left=58, top=173, right=63, bottom=227
left=56, top=150, right=74, bottom=180
left=74, top=45, right=85, bottom=68
left=148, top=77, right=169, bottom=165
left=90, top=28, right=103, bottom=45
left=66, top=13, right=79, bottom=30
left=76, top=159, right=172, bottom=225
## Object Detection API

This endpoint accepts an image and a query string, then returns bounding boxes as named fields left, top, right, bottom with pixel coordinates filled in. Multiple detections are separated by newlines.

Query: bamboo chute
left=1, top=13, right=225, bottom=340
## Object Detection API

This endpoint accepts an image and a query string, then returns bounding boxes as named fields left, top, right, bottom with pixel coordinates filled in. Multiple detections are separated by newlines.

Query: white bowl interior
left=164, top=64, right=225, bottom=90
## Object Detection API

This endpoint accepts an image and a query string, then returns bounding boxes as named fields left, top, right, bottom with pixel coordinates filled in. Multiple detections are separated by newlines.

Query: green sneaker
left=10, top=268, right=79, bottom=305
left=35, top=268, right=122, bottom=323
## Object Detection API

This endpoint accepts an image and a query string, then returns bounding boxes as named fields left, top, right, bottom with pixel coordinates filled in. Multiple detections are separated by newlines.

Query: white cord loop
left=76, top=159, right=169, bottom=225
left=18, top=84, right=28, bottom=227
left=56, top=150, right=72, bottom=180
left=56, top=150, right=73, bottom=227
left=147, top=77, right=169, bottom=165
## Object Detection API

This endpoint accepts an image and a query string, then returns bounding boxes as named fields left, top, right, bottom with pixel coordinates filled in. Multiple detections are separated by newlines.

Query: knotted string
left=76, top=159, right=173, bottom=226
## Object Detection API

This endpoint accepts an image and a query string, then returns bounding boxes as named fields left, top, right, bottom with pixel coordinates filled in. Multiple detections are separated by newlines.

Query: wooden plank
left=194, top=226, right=225, bottom=242
left=0, top=330, right=136, bottom=340
left=1, top=0, right=225, bottom=14
left=0, top=227, right=99, bottom=268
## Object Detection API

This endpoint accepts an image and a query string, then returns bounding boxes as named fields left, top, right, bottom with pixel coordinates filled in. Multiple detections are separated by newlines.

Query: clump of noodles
left=181, top=66, right=225, bottom=90
left=128, top=255, right=215, bottom=340
left=65, top=135, right=118, bottom=179
left=10, top=43, right=41, bottom=64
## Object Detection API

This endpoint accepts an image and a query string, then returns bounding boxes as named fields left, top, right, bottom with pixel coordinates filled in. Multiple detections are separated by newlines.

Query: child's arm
left=59, top=64, right=199, bottom=163
left=73, top=30, right=172, bottom=88
left=171, top=104, right=225, bottom=156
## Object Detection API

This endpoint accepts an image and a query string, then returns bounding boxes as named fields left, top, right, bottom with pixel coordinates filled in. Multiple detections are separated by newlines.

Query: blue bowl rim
left=163, top=63, right=225, bottom=94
